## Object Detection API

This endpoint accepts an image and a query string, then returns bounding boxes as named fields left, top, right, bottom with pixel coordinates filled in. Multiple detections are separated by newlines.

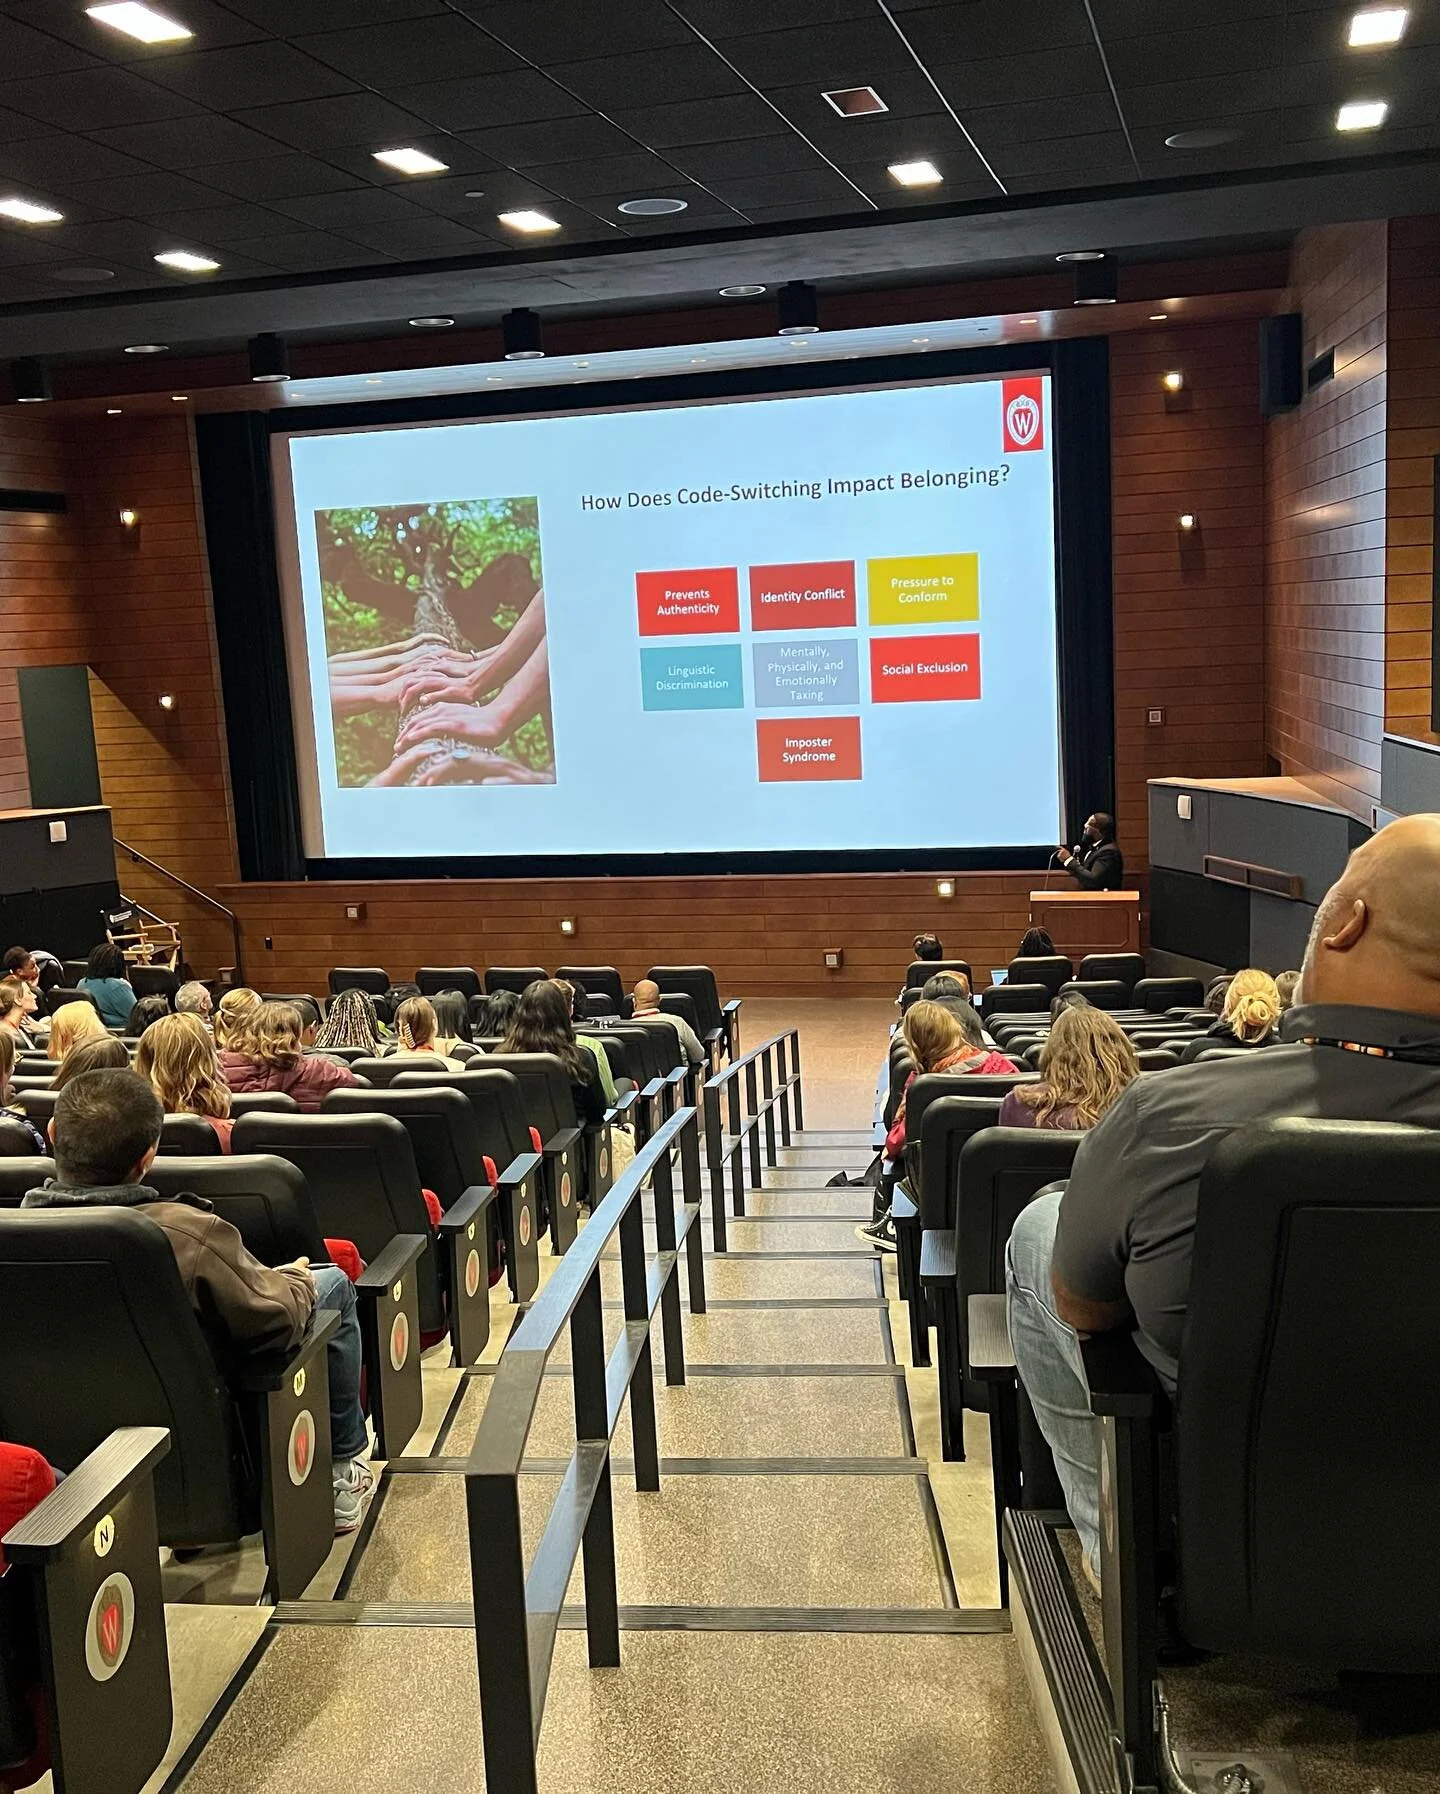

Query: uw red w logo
left=98, top=1596, right=123, bottom=1663
left=1002, top=378, right=1045, bottom=452
left=85, top=1572, right=135, bottom=1682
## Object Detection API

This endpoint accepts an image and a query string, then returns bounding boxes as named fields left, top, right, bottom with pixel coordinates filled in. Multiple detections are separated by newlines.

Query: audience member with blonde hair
left=1208, top=968, right=1282, bottom=1046
left=137, top=1012, right=235, bottom=1148
left=386, top=996, right=462, bottom=1070
left=47, top=1000, right=107, bottom=1062
left=214, top=987, right=262, bottom=1051
left=220, top=1000, right=358, bottom=1112
left=999, top=1005, right=1139, bottom=1131
left=0, top=976, right=42, bottom=1048
left=52, top=1035, right=128, bottom=1090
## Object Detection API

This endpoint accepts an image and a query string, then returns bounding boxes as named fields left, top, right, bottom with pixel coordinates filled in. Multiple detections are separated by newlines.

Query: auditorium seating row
left=903, top=950, right=1148, bottom=1001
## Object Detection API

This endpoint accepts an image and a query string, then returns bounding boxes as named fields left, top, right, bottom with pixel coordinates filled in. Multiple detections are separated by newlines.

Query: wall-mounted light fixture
left=157, top=693, right=176, bottom=711
left=936, top=878, right=955, bottom=899
left=1178, top=512, right=1198, bottom=532
left=1162, top=370, right=1185, bottom=392
left=559, top=916, right=576, bottom=937
left=118, top=507, right=138, bottom=528
left=502, top=307, right=544, bottom=360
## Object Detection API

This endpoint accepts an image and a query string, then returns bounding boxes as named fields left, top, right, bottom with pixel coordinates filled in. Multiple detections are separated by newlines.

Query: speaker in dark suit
left=1058, top=813, right=1124, bottom=891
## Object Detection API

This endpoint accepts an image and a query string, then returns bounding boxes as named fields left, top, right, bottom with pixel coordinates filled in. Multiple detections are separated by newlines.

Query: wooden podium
left=1029, top=890, right=1142, bottom=960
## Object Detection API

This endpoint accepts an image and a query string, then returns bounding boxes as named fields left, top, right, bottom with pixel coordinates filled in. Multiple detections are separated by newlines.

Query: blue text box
left=752, top=638, right=859, bottom=709
left=640, top=643, right=745, bottom=711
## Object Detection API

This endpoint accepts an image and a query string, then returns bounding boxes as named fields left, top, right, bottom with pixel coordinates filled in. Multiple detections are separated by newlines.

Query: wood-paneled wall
left=220, top=872, right=1038, bottom=1000
left=1264, top=222, right=1389, bottom=818
left=1386, top=214, right=1439, bottom=748
left=1110, top=320, right=1269, bottom=871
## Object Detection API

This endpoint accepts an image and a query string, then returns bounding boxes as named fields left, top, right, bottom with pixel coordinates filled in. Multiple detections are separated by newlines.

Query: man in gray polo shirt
left=1006, top=813, right=1440, bottom=1581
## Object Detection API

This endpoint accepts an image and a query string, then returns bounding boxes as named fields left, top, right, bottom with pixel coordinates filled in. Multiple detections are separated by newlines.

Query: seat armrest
left=641, top=1076, right=665, bottom=1101
left=722, top=999, right=743, bottom=1017
left=438, top=1183, right=497, bottom=1234
left=663, top=1066, right=687, bottom=1089
left=498, top=1150, right=543, bottom=1186
left=1081, top=1331, right=1162, bottom=1418
left=3, top=1427, right=170, bottom=1563
left=919, top=1228, right=956, bottom=1285
left=610, top=1089, right=638, bottom=1119
left=890, top=1186, right=917, bottom=1222
left=542, top=1125, right=583, bottom=1156
left=966, top=1293, right=1015, bottom=1379
left=355, top=1231, right=428, bottom=1293
left=702, top=1027, right=724, bottom=1046
left=239, top=1307, right=339, bottom=1392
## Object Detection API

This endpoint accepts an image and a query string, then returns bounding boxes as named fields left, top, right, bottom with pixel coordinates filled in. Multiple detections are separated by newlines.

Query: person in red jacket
left=219, top=1001, right=358, bottom=1113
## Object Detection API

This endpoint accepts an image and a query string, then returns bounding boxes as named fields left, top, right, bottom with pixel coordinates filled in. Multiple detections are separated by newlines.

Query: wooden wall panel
left=1386, top=215, right=1440, bottom=748
left=1265, top=221, right=1389, bottom=818
left=1110, top=320, right=1269, bottom=872
left=220, top=872, right=1039, bottom=1000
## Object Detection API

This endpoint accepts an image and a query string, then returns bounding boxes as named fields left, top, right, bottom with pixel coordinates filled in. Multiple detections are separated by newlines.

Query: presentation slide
left=274, top=370, right=1061, bottom=861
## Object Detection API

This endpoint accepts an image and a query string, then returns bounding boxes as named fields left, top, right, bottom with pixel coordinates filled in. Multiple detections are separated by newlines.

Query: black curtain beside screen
left=195, top=412, right=305, bottom=882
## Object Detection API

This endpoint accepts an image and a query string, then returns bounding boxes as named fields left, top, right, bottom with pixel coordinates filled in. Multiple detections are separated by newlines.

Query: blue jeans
left=311, top=1265, right=369, bottom=1464
left=1004, top=1191, right=1101, bottom=1576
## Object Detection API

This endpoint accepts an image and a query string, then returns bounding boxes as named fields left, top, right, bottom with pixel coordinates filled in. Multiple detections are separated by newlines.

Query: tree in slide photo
left=318, top=498, right=556, bottom=788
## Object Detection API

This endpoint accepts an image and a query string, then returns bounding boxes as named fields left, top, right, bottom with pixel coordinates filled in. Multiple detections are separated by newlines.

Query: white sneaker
left=333, top=1456, right=377, bottom=1534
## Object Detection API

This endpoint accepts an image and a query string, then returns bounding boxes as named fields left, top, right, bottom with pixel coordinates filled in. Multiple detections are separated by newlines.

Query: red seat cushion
left=0, top=1443, right=55, bottom=1575
left=322, top=1238, right=364, bottom=1283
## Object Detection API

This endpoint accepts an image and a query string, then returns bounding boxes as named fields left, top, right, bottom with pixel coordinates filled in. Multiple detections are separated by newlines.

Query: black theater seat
left=646, top=965, right=741, bottom=1061
left=1077, top=953, right=1146, bottom=995
left=484, top=966, right=548, bottom=996
left=416, top=967, right=481, bottom=999
left=1003, top=955, right=1073, bottom=998
left=327, top=967, right=388, bottom=997
left=980, top=983, right=1052, bottom=1019
left=158, top=1114, right=223, bottom=1156
left=481, top=1053, right=586, bottom=1251
left=556, top=966, right=625, bottom=1011
left=1056, top=979, right=1130, bottom=1011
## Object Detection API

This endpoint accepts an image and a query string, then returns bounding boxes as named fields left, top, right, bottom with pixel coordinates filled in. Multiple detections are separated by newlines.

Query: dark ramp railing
left=466, top=1104, right=705, bottom=1794
left=702, top=1028, right=803, bottom=1252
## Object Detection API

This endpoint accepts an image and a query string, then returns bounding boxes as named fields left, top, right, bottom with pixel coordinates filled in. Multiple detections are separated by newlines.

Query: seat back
left=556, top=966, right=625, bottom=1007
left=1057, top=979, right=1130, bottom=1011
left=658, top=992, right=700, bottom=1032
left=1005, top=955, right=1073, bottom=997
left=1133, top=976, right=1204, bottom=1013
left=328, top=967, right=388, bottom=997
left=1135, top=1048, right=1180, bottom=1070
left=586, top=1029, right=640, bottom=1089
left=231, top=1113, right=442, bottom=1331
left=0, top=1154, right=51, bottom=1203
left=130, top=966, right=178, bottom=1002
left=392, top=1068, right=534, bottom=1173
left=480, top=1053, right=577, bottom=1134
left=15, top=1089, right=56, bottom=1128
left=0, top=1118, right=39, bottom=1160
left=0, top=1208, right=245, bottom=1542
left=416, top=967, right=481, bottom=999
left=1077, top=953, right=1146, bottom=994
left=147, top=1153, right=326, bottom=1267
left=158, top=1114, right=223, bottom=1156
left=905, top=959, right=973, bottom=991
left=979, top=983, right=1052, bottom=1018
left=645, top=966, right=721, bottom=1035
left=62, top=958, right=89, bottom=986
left=348, top=1056, right=424, bottom=1088
left=912, top=1092, right=1004, bottom=1229
left=626, top=1018, right=687, bottom=1075
left=307, top=1044, right=372, bottom=1064
left=484, top=966, right=547, bottom=996
left=323, top=1086, right=485, bottom=1207
left=1181, top=1038, right=1252, bottom=1065
left=956, top=1126, right=1082, bottom=1306
left=262, top=993, right=323, bottom=1028
left=229, top=1092, right=301, bottom=1116
left=48, top=985, right=97, bottom=1016
left=1177, top=1119, right=1440, bottom=1667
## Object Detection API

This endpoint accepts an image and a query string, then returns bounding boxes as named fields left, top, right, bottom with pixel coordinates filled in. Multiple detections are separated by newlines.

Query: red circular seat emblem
left=464, top=1247, right=481, bottom=1299
left=287, top=1409, right=315, bottom=1486
left=519, top=1204, right=532, bottom=1247
left=561, top=1170, right=572, bottom=1207
left=390, top=1310, right=410, bottom=1370
left=85, top=1572, right=135, bottom=1682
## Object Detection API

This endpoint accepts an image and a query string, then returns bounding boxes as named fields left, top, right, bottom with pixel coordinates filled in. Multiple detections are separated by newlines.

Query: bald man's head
left=1301, top=814, right=1440, bottom=1015
left=633, top=979, right=660, bottom=1011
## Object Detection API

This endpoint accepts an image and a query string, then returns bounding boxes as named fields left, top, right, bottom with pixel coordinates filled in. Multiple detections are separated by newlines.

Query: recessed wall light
left=118, top=508, right=138, bottom=528
left=935, top=878, right=955, bottom=899
left=502, top=307, right=544, bottom=360
left=0, top=198, right=63, bottom=225
left=106, top=407, right=122, bottom=415
left=823, top=85, right=888, bottom=117
left=888, top=159, right=942, bottom=187
left=1056, top=250, right=1105, bottom=262
left=248, top=332, right=289, bottom=382
left=1163, top=370, right=1185, bottom=392
left=373, top=147, right=448, bottom=176
left=1019, top=316, right=1039, bottom=324
left=124, top=343, right=167, bottom=354
left=498, top=209, right=560, bottom=233
left=157, top=693, right=176, bottom=711
left=777, top=280, right=819, bottom=335
left=1348, top=6, right=1408, bottom=46
left=718, top=284, right=766, bottom=298
left=171, top=394, right=188, bottom=402
left=1074, top=258, right=1118, bottom=305
left=559, top=916, right=576, bottom=937
left=11, top=358, right=49, bottom=403
left=155, top=250, right=219, bottom=273
left=87, top=3, right=192, bottom=43
left=1178, top=512, right=1198, bottom=531
left=1336, top=98, right=1388, bottom=129
left=1150, top=313, right=1169, bottom=321
left=617, top=196, right=687, bottom=216
left=408, top=316, right=454, bottom=328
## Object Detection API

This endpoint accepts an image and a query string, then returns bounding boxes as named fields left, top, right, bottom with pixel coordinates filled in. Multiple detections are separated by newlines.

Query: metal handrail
left=702, top=1028, right=804, bottom=1252
left=113, top=837, right=244, bottom=981
left=467, top=1105, right=706, bottom=1794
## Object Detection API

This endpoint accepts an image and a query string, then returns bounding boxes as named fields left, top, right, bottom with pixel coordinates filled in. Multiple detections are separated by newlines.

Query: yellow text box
left=867, top=553, right=979, bottom=625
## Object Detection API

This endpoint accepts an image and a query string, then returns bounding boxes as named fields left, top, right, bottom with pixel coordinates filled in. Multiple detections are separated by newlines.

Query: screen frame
left=206, top=338, right=1112, bottom=882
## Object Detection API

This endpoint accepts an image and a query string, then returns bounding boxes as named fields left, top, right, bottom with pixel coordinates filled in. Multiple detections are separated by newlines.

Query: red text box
left=869, top=633, right=981, bottom=703
left=749, top=560, right=856, bottom=631
left=636, top=566, right=739, bottom=635
left=756, top=715, right=862, bottom=782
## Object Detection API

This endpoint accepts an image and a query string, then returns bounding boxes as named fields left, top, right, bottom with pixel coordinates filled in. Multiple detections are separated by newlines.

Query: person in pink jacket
left=219, top=1000, right=358, bottom=1113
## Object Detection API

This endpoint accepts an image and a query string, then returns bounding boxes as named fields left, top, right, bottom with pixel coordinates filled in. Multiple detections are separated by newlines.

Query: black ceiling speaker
left=248, top=331, right=290, bottom=382
left=1073, top=258, right=1117, bottom=305
left=776, top=280, right=820, bottom=334
left=502, top=307, right=544, bottom=360
left=1260, top=313, right=1304, bottom=416
left=11, top=357, right=49, bottom=403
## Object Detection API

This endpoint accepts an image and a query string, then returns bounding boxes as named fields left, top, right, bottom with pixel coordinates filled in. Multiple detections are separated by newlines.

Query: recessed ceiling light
left=373, top=146, right=449, bottom=177
left=822, top=85, right=888, bottom=117
left=1164, top=127, right=1241, bottom=150
left=86, top=3, right=192, bottom=43
left=1348, top=6, right=1408, bottom=46
left=408, top=316, right=454, bottom=328
left=498, top=208, right=560, bottom=233
left=464, top=190, right=486, bottom=199
left=0, top=197, right=63, bottom=225
left=155, top=249, right=219, bottom=273
left=718, top=284, right=766, bottom=298
left=888, top=159, right=942, bottom=187
left=1336, top=98, right=1388, bottom=129
left=1056, top=251, right=1105, bottom=262
left=1019, top=316, right=1039, bottom=324
left=617, top=196, right=687, bottom=216
left=124, top=344, right=168, bottom=356
left=52, top=266, right=117, bottom=283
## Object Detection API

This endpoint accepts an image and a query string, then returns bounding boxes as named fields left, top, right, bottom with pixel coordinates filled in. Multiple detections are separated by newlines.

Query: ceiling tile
left=90, top=115, right=291, bottom=168
left=337, top=215, right=494, bottom=256
left=481, top=0, right=698, bottom=63
left=607, top=93, right=781, bottom=148
left=930, top=46, right=1111, bottom=110
left=392, top=174, right=508, bottom=217
left=0, top=134, right=152, bottom=189
left=0, top=106, right=53, bottom=144
left=233, top=93, right=439, bottom=153
left=798, top=110, right=960, bottom=165
left=549, top=46, right=748, bottom=111
left=670, top=133, right=832, bottom=183
left=894, top=1, right=1094, bottom=60
left=715, top=20, right=917, bottom=86
left=1090, top=0, right=1287, bottom=36
left=0, top=65, right=200, bottom=130
left=1103, top=20, right=1284, bottom=87
left=466, top=113, right=640, bottom=167
left=673, top=0, right=878, bottom=31
left=203, top=154, right=368, bottom=201
left=223, top=0, right=448, bottom=27
left=412, top=169, right=574, bottom=212
left=140, top=43, right=360, bottom=110
left=394, top=70, right=591, bottom=132
left=26, top=0, right=266, bottom=56
left=26, top=217, right=175, bottom=261
left=153, top=201, right=304, bottom=243
left=223, top=229, right=381, bottom=270
left=0, top=16, right=100, bottom=78
left=986, top=131, right=1141, bottom=179
left=962, top=91, right=1125, bottom=148
left=65, top=171, right=230, bottom=218
left=1120, top=72, right=1280, bottom=129
left=521, top=152, right=693, bottom=200
left=707, top=166, right=862, bottom=207
left=295, top=18, right=523, bottom=87
left=274, top=187, right=424, bottom=229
